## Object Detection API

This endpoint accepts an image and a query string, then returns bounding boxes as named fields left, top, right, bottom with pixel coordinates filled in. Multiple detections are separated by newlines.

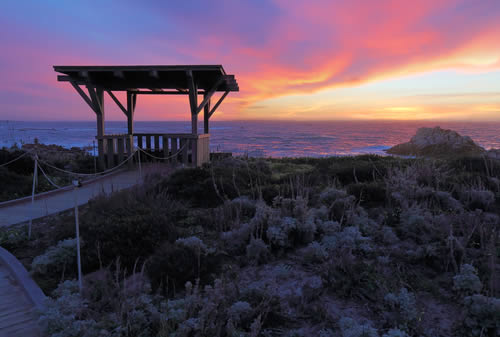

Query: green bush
left=0, top=227, right=28, bottom=251
left=147, top=240, right=222, bottom=296
left=80, top=190, right=180, bottom=272
left=32, top=238, right=77, bottom=278
left=347, top=182, right=387, bottom=205
left=453, top=264, right=483, bottom=296
left=461, top=294, right=500, bottom=336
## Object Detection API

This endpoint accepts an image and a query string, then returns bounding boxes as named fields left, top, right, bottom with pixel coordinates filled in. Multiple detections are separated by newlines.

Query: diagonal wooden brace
left=195, top=77, right=225, bottom=115
left=208, top=91, right=229, bottom=118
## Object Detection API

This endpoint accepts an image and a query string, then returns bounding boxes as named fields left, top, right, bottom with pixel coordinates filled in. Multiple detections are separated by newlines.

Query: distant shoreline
left=2, top=120, right=500, bottom=157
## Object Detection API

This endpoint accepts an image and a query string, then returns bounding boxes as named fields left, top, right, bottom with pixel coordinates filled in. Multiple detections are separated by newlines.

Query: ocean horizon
left=2, top=120, right=500, bottom=158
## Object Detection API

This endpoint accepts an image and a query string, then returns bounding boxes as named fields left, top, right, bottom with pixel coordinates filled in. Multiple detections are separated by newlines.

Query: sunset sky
left=1, top=0, right=500, bottom=121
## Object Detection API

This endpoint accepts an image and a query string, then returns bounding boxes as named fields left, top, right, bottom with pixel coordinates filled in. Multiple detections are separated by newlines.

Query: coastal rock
left=386, top=126, right=485, bottom=157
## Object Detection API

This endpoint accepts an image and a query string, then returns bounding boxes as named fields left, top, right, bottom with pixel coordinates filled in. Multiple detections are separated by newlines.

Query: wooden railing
left=96, top=133, right=210, bottom=169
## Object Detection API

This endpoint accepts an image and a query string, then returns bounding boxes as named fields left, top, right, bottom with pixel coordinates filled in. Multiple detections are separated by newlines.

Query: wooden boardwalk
left=0, top=247, right=46, bottom=337
left=0, top=263, right=40, bottom=337
left=0, top=168, right=141, bottom=227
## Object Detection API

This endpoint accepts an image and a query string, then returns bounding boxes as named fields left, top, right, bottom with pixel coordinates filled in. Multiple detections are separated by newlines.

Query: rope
left=37, top=162, right=62, bottom=189
left=0, top=151, right=28, bottom=167
left=36, top=150, right=138, bottom=177
left=137, top=143, right=187, bottom=160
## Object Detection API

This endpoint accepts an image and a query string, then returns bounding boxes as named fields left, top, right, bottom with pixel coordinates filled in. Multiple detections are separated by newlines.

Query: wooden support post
left=154, top=135, right=160, bottom=153
left=107, top=138, right=114, bottom=168
left=181, top=139, right=188, bottom=164
left=163, top=136, right=168, bottom=158
left=126, top=91, right=135, bottom=135
left=117, top=137, right=124, bottom=164
left=192, top=137, right=198, bottom=167
left=138, top=135, right=143, bottom=149
left=171, top=138, right=178, bottom=163
left=187, top=71, right=198, bottom=135
left=126, top=135, right=133, bottom=168
left=92, top=87, right=106, bottom=169
left=204, top=93, right=210, bottom=134
left=146, top=135, right=152, bottom=151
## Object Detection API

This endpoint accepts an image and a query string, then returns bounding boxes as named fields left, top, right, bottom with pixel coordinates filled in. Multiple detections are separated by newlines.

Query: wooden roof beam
left=149, top=70, right=159, bottom=79
left=113, top=71, right=124, bottom=79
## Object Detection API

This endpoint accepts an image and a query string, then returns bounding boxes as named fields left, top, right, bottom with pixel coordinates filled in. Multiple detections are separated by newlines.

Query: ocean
left=1, top=120, right=500, bottom=157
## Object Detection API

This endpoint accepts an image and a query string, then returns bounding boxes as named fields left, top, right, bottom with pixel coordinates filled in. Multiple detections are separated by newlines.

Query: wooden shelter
left=53, top=65, right=239, bottom=168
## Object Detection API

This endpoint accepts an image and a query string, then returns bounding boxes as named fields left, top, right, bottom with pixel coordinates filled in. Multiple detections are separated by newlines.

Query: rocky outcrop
left=386, top=126, right=486, bottom=157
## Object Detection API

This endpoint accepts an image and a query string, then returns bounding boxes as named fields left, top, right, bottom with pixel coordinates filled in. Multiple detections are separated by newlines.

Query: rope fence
left=137, top=143, right=187, bottom=161
left=36, top=161, right=62, bottom=189
left=36, top=149, right=138, bottom=178
left=0, top=151, right=29, bottom=167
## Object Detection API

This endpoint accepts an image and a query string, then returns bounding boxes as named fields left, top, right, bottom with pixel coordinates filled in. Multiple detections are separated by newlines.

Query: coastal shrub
left=302, top=241, right=328, bottom=263
left=0, top=148, right=33, bottom=175
left=40, top=267, right=161, bottom=337
left=147, top=241, right=218, bottom=296
left=80, top=190, right=179, bottom=272
left=379, top=226, right=399, bottom=244
left=221, top=222, right=253, bottom=255
left=230, top=196, right=257, bottom=218
left=338, top=317, right=379, bottom=337
left=162, top=158, right=273, bottom=208
left=453, top=264, right=483, bottom=296
left=321, top=258, right=379, bottom=300
left=157, top=278, right=263, bottom=336
left=461, top=294, right=500, bottom=336
left=460, top=189, right=495, bottom=210
left=175, top=235, right=209, bottom=253
left=347, top=182, right=387, bottom=206
left=397, top=206, right=433, bottom=243
left=32, top=238, right=77, bottom=278
left=266, top=216, right=297, bottom=249
left=0, top=227, right=28, bottom=251
left=39, top=280, right=100, bottom=337
left=159, top=167, right=220, bottom=207
left=316, top=219, right=341, bottom=236
left=384, top=288, right=418, bottom=332
left=0, top=168, right=34, bottom=201
left=321, top=226, right=372, bottom=255
left=381, top=329, right=409, bottom=337
left=319, top=187, right=349, bottom=206
left=246, top=238, right=270, bottom=265
left=319, top=187, right=357, bottom=221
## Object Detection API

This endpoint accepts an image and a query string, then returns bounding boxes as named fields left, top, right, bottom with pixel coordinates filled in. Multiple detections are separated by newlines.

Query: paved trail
left=0, top=168, right=141, bottom=227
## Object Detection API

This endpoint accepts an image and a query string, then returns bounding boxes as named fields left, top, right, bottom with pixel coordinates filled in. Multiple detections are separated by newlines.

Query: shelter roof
left=54, top=65, right=238, bottom=92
